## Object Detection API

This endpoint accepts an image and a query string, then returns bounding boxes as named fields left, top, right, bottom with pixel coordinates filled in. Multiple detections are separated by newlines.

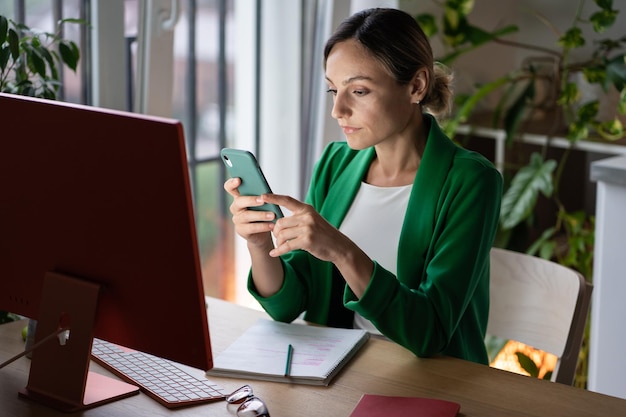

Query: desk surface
left=2, top=297, right=625, bottom=417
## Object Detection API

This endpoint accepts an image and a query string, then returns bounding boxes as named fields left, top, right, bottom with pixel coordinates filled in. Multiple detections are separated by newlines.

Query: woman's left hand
left=262, top=193, right=374, bottom=297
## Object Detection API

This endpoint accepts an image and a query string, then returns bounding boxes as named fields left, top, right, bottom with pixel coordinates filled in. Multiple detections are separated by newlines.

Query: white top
left=339, top=182, right=412, bottom=335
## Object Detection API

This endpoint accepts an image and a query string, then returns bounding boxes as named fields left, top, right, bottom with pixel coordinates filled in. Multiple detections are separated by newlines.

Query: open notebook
left=207, top=318, right=369, bottom=386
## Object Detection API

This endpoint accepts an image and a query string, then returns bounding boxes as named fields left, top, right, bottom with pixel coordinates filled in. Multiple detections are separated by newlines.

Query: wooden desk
left=2, top=297, right=625, bottom=417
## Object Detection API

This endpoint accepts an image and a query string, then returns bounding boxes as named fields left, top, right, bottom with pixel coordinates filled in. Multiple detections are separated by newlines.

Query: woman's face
left=325, top=39, right=421, bottom=150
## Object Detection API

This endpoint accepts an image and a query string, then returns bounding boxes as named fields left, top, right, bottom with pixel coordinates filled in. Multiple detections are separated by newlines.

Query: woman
left=224, top=8, right=502, bottom=365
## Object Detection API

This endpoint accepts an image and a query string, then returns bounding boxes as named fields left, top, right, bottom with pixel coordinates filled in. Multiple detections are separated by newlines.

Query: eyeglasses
left=226, top=385, right=270, bottom=417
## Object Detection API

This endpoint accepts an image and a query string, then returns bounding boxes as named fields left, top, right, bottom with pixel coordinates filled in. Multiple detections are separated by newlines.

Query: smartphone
left=220, top=148, right=284, bottom=221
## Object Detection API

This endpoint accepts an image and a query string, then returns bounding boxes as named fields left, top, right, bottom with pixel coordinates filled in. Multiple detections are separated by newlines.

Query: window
left=3, top=0, right=340, bottom=306
left=3, top=0, right=237, bottom=301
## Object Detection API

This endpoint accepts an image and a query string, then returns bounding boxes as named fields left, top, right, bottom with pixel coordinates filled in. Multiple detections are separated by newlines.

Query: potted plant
left=416, top=0, right=625, bottom=250
left=414, top=0, right=626, bottom=387
left=1, top=14, right=81, bottom=98
left=0, top=14, right=82, bottom=329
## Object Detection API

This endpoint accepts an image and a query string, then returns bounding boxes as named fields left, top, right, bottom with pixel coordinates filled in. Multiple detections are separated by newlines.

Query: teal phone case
left=220, top=148, right=284, bottom=221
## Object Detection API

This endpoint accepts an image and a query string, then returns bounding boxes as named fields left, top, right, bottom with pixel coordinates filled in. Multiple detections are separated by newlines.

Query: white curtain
left=298, top=0, right=399, bottom=198
left=298, top=0, right=348, bottom=199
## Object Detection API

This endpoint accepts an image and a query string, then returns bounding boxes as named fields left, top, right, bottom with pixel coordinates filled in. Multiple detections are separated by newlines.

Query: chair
left=487, top=247, right=593, bottom=385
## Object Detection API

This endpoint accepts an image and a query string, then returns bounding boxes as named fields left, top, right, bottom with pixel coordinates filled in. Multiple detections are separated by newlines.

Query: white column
left=589, top=155, right=626, bottom=400
left=232, top=0, right=302, bottom=308
left=257, top=0, right=301, bottom=197
left=134, top=0, right=177, bottom=117
left=90, top=0, right=126, bottom=110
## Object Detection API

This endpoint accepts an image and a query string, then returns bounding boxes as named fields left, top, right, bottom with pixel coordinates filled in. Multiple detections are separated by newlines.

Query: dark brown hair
left=324, top=8, right=452, bottom=116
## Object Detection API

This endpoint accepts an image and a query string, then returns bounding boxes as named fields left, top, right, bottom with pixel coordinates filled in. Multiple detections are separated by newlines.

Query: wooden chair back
left=488, top=248, right=593, bottom=384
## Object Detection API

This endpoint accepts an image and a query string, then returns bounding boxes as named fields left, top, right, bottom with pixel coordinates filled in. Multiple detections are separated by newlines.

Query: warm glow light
left=491, top=341, right=557, bottom=379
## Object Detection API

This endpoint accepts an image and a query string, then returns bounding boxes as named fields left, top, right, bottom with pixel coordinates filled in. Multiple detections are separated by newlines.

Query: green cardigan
left=248, top=115, right=502, bottom=365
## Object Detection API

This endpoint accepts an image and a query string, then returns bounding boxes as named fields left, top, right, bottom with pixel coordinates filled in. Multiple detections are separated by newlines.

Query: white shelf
left=456, top=124, right=626, bottom=172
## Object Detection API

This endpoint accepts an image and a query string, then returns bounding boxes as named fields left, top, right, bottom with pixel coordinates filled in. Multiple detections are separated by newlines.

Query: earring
left=414, top=100, right=421, bottom=105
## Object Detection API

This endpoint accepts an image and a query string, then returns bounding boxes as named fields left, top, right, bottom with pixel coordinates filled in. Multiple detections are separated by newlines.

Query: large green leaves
left=442, top=75, right=513, bottom=137
left=0, top=15, right=83, bottom=99
left=500, top=153, right=557, bottom=230
left=416, top=0, right=518, bottom=66
left=438, top=24, right=518, bottom=66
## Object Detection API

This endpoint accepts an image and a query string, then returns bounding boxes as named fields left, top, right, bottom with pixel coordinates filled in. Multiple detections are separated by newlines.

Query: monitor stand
left=18, top=271, right=139, bottom=412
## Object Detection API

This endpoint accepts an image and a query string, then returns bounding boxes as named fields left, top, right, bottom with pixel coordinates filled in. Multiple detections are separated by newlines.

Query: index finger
left=260, top=193, right=302, bottom=211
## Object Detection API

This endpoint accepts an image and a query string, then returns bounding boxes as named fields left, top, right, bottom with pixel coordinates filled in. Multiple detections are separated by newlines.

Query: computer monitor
left=0, top=93, right=214, bottom=411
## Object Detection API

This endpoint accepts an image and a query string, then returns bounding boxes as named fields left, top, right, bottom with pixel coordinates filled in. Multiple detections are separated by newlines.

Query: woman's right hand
left=224, top=177, right=276, bottom=248
left=224, top=177, right=285, bottom=297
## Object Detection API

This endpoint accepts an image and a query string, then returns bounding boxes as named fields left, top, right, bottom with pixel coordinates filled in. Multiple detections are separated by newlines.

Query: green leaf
left=500, top=153, right=557, bottom=230
left=538, top=240, right=557, bottom=260
left=443, top=14, right=469, bottom=47
left=594, top=118, right=624, bottom=140
left=567, top=120, right=589, bottom=142
left=446, top=0, right=475, bottom=16
left=14, top=60, right=27, bottom=82
left=558, top=27, right=585, bottom=49
left=590, top=9, right=618, bottom=33
left=59, top=40, right=79, bottom=71
left=8, top=28, right=19, bottom=60
left=19, top=84, right=35, bottom=96
left=0, top=15, right=8, bottom=45
left=465, top=26, right=498, bottom=45
left=516, top=352, right=540, bottom=377
left=619, top=88, right=626, bottom=114
left=443, top=75, right=512, bottom=136
left=437, top=25, right=519, bottom=66
left=583, top=66, right=606, bottom=85
left=527, top=227, right=557, bottom=258
left=460, top=24, right=516, bottom=47
left=503, top=81, right=535, bottom=143
left=443, top=7, right=464, bottom=36
left=0, top=310, right=20, bottom=324
left=491, top=24, right=519, bottom=39
left=31, top=34, right=42, bottom=48
left=605, top=54, right=626, bottom=91
left=558, top=82, right=581, bottom=105
left=59, top=17, right=86, bottom=26
left=24, top=43, right=46, bottom=78
left=577, top=101, right=599, bottom=123
left=39, top=46, right=58, bottom=81
left=416, top=13, right=438, bottom=38
left=595, top=0, right=613, bottom=10
left=0, top=46, right=9, bottom=72
left=42, top=85, right=57, bottom=100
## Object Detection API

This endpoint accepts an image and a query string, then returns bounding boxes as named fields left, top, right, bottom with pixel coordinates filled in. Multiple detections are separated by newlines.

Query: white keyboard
left=91, top=338, right=227, bottom=409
